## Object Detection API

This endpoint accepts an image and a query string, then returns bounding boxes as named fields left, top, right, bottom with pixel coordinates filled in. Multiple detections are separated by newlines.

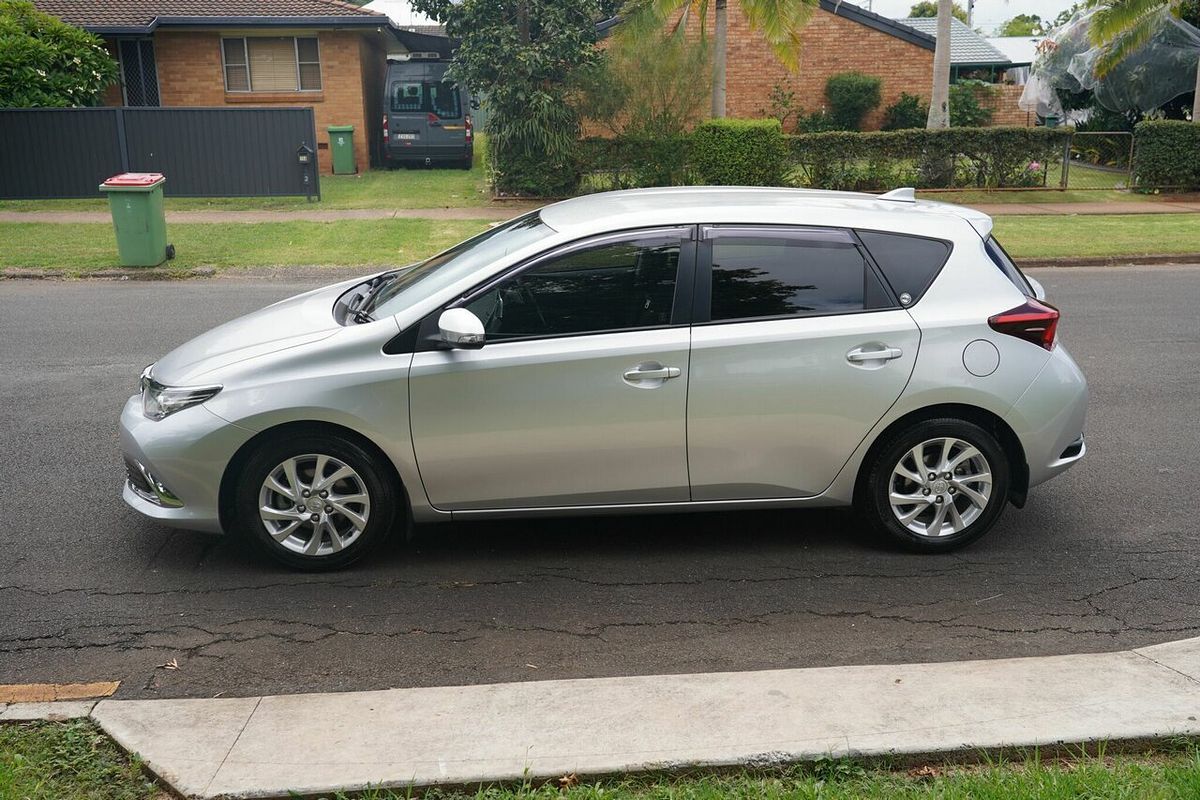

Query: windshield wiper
left=348, top=272, right=400, bottom=324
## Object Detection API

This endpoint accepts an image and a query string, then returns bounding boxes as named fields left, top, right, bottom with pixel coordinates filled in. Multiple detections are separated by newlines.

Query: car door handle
left=847, top=346, right=904, bottom=363
left=623, top=365, right=681, bottom=382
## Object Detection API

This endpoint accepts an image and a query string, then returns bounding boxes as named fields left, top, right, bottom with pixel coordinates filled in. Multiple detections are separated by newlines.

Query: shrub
left=1133, top=120, right=1200, bottom=189
left=690, top=118, right=786, bottom=186
left=796, top=109, right=840, bottom=133
left=949, top=81, right=995, bottom=127
left=0, top=0, right=118, bottom=107
left=881, top=93, right=928, bottom=131
left=824, top=72, right=882, bottom=131
left=788, top=127, right=1071, bottom=190
left=578, top=133, right=691, bottom=190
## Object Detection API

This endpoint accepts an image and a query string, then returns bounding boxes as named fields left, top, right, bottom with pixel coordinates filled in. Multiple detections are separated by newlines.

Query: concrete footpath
left=1, top=199, right=1199, bottom=225
left=18, top=636, right=1186, bottom=798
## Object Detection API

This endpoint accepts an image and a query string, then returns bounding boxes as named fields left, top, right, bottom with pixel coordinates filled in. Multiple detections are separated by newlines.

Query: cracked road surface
left=2, top=265, right=1198, bottom=699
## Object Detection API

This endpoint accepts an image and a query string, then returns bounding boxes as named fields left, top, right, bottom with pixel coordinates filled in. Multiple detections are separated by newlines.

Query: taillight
left=988, top=299, right=1060, bottom=351
left=427, top=112, right=439, bottom=125
left=382, top=114, right=388, bottom=141
left=464, top=113, right=473, bottom=142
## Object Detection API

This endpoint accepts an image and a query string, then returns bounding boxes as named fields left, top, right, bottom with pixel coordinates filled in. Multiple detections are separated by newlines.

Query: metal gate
left=0, top=107, right=320, bottom=199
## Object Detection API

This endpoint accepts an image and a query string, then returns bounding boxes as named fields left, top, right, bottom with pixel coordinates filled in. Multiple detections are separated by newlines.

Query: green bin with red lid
left=99, top=173, right=174, bottom=267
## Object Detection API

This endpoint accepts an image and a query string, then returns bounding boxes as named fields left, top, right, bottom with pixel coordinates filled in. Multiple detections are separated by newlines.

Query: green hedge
left=577, top=123, right=1071, bottom=193
left=690, top=118, right=786, bottom=186
left=1133, top=120, right=1200, bottom=189
left=788, top=127, right=1070, bottom=190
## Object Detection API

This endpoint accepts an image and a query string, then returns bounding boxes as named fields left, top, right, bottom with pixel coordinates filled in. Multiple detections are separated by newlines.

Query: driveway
left=2, top=265, right=1198, bottom=699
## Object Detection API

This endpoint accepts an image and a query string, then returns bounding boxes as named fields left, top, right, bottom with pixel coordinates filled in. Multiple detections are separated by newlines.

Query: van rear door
left=386, top=62, right=466, bottom=159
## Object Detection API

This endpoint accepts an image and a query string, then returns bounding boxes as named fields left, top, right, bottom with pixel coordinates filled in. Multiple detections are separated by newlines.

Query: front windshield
left=367, top=213, right=555, bottom=319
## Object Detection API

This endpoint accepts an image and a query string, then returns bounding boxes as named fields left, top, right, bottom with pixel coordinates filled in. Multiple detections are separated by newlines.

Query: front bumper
left=119, top=394, right=253, bottom=533
left=1006, top=343, right=1089, bottom=488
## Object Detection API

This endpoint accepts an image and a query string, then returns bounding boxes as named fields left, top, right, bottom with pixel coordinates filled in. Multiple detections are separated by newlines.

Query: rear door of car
left=386, top=63, right=431, bottom=153
left=422, top=67, right=467, bottom=150
left=685, top=225, right=920, bottom=500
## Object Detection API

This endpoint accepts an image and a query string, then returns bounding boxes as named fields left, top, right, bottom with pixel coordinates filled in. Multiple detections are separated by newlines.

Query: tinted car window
left=389, top=80, right=462, bottom=117
left=984, top=236, right=1033, bottom=295
left=390, top=82, right=423, bottom=112
left=856, top=230, right=951, bottom=304
left=709, top=235, right=888, bottom=322
left=464, top=236, right=681, bottom=340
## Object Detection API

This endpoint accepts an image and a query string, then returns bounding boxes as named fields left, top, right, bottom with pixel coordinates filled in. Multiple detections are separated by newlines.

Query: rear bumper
left=385, top=143, right=471, bottom=162
left=1005, top=343, right=1089, bottom=488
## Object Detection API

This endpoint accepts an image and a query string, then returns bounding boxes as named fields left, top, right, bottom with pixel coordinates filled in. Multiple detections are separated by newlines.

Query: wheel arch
left=854, top=403, right=1030, bottom=509
left=218, top=420, right=412, bottom=533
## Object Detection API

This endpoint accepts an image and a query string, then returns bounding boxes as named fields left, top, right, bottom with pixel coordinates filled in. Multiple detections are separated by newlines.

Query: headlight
left=140, top=370, right=222, bottom=421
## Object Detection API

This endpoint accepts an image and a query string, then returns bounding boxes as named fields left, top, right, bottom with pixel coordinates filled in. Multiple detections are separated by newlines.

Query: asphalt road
left=2, top=265, right=1198, bottom=700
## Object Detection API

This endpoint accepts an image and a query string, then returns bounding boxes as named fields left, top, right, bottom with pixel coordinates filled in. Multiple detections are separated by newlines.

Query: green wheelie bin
left=99, top=172, right=174, bottom=267
left=328, top=125, right=357, bottom=174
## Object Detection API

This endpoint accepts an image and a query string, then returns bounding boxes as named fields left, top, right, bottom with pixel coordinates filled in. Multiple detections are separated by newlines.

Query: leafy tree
left=996, top=13, right=1044, bottom=36
left=632, top=0, right=818, bottom=117
left=575, top=12, right=711, bottom=137
left=410, top=0, right=602, bottom=195
left=0, top=0, right=117, bottom=107
left=1087, top=0, right=1199, bottom=122
left=909, top=1, right=968, bottom=23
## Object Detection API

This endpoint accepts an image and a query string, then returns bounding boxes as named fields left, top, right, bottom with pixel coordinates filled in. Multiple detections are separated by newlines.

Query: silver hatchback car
left=121, top=187, right=1087, bottom=569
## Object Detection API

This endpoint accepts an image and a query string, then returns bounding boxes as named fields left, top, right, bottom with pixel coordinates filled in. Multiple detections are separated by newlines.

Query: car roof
left=537, top=187, right=993, bottom=240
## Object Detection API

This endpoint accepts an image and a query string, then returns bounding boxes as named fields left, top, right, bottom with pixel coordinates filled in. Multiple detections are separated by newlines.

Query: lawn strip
left=0, top=219, right=493, bottom=273
left=992, top=214, right=1200, bottom=259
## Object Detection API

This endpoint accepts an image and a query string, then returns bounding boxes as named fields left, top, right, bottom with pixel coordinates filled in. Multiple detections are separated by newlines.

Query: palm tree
left=1087, top=0, right=1200, bottom=122
left=635, top=0, right=818, bottom=117
left=925, top=0, right=953, bottom=127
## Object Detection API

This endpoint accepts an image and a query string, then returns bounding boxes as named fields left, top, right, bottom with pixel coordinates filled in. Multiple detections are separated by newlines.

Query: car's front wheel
left=859, top=418, right=1010, bottom=553
left=233, top=432, right=398, bottom=570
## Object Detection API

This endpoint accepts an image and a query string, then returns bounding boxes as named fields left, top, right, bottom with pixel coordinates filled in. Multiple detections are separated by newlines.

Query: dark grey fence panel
left=0, top=107, right=319, bottom=199
left=122, top=107, right=318, bottom=198
left=0, top=109, right=124, bottom=199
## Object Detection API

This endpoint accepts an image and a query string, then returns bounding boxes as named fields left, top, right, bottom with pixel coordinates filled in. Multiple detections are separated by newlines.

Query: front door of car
left=408, top=228, right=695, bottom=511
left=686, top=225, right=920, bottom=500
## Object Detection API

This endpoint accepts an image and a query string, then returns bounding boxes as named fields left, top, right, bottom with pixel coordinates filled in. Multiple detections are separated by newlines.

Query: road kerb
left=89, top=636, right=1200, bottom=799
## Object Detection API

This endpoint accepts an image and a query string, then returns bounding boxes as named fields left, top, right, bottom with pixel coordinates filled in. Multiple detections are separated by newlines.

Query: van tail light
left=382, top=114, right=389, bottom=141
left=427, top=112, right=440, bottom=125
left=988, top=299, right=1060, bottom=351
left=465, top=113, right=473, bottom=142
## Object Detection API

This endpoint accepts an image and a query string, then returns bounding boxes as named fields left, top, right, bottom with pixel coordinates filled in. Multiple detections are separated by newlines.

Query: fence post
left=115, top=107, right=130, bottom=173
left=1126, top=132, right=1135, bottom=190
left=1059, top=132, right=1071, bottom=190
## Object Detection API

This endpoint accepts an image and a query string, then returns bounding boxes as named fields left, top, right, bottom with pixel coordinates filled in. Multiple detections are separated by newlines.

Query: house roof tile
left=895, top=17, right=1012, bottom=65
left=31, top=0, right=387, bottom=33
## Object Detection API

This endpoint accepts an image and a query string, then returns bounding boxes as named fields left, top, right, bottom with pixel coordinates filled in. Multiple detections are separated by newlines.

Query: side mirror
left=1026, top=276, right=1047, bottom=301
left=438, top=307, right=485, bottom=349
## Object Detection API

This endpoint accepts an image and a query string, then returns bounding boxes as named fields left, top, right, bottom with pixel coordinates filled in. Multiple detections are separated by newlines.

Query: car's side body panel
left=409, top=327, right=691, bottom=510
left=687, top=311, right=920, bottom=499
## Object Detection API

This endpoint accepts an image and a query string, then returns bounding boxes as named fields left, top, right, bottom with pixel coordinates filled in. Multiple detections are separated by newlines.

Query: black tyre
left=858, top=418, right=1010, bottom=553
left=233, top=432, right=400, bottom=570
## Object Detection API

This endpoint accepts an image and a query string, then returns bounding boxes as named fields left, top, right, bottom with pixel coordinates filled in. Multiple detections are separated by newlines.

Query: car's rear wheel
left=859, top=418, right=1010, bottom=553
left=233, top=432, right=398, bottom=570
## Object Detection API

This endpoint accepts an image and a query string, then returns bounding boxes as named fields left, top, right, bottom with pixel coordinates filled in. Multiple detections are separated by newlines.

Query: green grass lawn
left=3, top=213, right=1197, bottom=275
left=6, top=721, right=1200, bottom=800
left=0, top=721, right=159, bottom=800
left=993, top=214, right=1200, bottom=259
left=0, top=219, right=494, bottom=274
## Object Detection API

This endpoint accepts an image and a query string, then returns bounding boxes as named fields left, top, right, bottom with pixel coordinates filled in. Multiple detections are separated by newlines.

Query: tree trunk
left=926, top=0, right=952, bottom=128
left=712, top=0, right=727, bottom=118
left=1193, top=52, right=1199, bottom=123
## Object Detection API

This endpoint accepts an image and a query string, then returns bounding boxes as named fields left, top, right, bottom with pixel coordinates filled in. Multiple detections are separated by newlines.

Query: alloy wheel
left=888, top=437, right=992, bottom=538
left=257, top=454, right=371, bottom=557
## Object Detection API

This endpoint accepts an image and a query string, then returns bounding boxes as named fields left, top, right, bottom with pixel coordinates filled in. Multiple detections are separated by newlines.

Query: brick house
left=31, top=0, right=411, bottom=172
left=664, top=0, right=1027, bottom=130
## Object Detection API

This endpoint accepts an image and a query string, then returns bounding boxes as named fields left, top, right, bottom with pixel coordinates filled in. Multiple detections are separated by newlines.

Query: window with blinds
left=222, top=37, right=322, bottom=93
